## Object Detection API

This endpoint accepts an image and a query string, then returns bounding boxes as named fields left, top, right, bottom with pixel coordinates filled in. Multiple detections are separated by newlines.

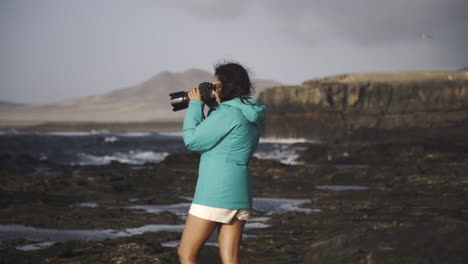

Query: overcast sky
left=1, top=0, right=467, bottom=104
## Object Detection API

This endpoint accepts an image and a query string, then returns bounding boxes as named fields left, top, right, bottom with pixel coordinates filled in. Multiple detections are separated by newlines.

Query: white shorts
left=188, top=203, right=251, bottom=224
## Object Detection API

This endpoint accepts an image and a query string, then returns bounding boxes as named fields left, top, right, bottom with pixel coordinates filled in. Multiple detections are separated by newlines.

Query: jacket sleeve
left=183, top=100, right=235, bottom=152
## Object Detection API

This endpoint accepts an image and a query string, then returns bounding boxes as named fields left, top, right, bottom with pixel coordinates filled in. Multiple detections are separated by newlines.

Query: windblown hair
left=214, top=62, right=255, bottom=103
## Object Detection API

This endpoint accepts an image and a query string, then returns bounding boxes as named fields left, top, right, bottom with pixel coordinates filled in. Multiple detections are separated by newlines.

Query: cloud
left=154, top=0, right=468, bottom=60
left=261, top=0, right=468, bottom=46
left=155, top=0, right=248, bottom=19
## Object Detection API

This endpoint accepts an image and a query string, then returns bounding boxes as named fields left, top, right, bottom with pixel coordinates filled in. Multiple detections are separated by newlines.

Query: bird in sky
left=421, top=33, right=433, bottom=39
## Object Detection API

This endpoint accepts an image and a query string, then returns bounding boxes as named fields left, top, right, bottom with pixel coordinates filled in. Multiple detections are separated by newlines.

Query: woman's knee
left=178, top=246, right=197, bottom=263
left=219, top=250, right=239, bottom=264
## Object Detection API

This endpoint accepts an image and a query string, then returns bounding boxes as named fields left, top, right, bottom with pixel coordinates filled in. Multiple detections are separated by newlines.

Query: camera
left=169, top=82, right=217, bottom=111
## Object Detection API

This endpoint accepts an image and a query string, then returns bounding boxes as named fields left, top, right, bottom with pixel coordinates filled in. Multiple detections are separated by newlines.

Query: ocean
left=0, top=129, right=319, bottom=166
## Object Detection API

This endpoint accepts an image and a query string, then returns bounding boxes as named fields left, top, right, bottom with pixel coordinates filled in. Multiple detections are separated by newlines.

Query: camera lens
left=168, top=82, right=216, bottom=111
left=169, top=91, right=189, bottom=111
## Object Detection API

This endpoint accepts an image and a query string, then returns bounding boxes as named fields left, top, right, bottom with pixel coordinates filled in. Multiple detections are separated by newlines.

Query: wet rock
left=1, top=232, right=182, bottom=264
left=303, top=223, right=468, bottom=264
left=1, top=145, right=467, bottom=263
left=160, top=152, right=199, bottom=168
left=0, top=153, right=53, bottom=175
left=0, top=204, right=182, bottom=229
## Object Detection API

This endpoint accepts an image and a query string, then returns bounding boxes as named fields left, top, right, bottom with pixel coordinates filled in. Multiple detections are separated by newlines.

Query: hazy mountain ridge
left=0, top=69, right=281, bottom=123
left=0, top=101, right=25, bottom=106
left=458, top=66, right=468, bottom=71
left=0, top=101, right=26, bottom=113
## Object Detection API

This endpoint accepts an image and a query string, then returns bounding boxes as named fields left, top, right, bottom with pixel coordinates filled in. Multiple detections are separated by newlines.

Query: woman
left=178, top=62, right=266, bottom=264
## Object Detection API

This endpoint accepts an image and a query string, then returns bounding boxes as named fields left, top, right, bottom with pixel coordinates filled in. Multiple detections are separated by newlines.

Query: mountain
left=0, top=69, right=281, bottom=123
left=0, top=100, right=25, bottom=107
left=458, top=66, right=468, bottom=71
left=259, top=71, right=468, bottom=142
left=0, top=101, right=26, bottom=112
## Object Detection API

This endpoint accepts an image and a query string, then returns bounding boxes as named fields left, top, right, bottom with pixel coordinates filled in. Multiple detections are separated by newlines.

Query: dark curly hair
left=214, top=62, right=255, bottom=103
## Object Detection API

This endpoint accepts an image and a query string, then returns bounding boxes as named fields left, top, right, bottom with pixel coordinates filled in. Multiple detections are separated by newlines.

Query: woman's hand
left=188, top=88, right=202, bottom=101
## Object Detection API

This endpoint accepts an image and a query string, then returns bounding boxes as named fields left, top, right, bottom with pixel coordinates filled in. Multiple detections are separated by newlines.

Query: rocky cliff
left=259, top=71, right=468, bottom=142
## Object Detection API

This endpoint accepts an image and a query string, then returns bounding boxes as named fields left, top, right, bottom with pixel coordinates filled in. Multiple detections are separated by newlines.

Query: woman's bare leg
left=178, top=214, right=219, bottom=264
left=217, top=218, right=246, bottom=264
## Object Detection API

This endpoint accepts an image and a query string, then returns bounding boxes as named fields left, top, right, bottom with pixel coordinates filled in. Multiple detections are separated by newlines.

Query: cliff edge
left=259, top=71, right=468, bottom=143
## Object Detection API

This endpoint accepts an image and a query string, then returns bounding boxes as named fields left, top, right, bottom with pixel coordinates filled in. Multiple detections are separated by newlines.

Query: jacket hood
left=221, top=97, right=266, bottom=124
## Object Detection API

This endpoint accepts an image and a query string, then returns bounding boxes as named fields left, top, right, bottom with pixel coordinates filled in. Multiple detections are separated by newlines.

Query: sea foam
left=72, top=150, right=169, bottom=165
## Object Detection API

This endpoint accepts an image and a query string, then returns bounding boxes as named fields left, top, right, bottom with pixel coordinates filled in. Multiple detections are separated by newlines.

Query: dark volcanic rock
left=0, top=153, right=53, bottom=174
left=259, top=71, right=468, bottom=142
left=0, top=204, right=182, bottom=229
left=1, top=148, right=467, bottom=263
left=1, top=232, right=182, bottom=264
left=303, top=223, right=468, bottom=264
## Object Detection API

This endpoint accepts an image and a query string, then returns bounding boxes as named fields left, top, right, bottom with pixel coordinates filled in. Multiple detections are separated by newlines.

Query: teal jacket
left=183, top=97, right=266, bottom=209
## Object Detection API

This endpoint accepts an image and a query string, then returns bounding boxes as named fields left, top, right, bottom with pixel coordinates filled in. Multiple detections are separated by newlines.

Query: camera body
left=169, top=82, right=216, bottom=111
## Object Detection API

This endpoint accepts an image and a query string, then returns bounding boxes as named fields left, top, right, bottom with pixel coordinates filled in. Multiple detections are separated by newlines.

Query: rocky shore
left=1, top=71, right=467, bottom=263
left=1, top=140, right=467, bottom=263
